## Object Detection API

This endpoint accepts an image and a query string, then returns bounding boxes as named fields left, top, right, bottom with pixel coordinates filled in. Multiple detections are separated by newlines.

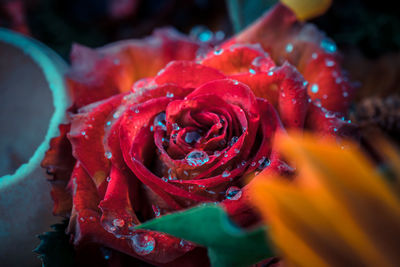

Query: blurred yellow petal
left=250, top=132, right=400, bottom=266
left=280, top=0, right=332, bottom=21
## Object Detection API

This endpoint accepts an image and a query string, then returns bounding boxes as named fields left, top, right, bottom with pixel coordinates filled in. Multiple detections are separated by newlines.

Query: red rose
left=42, top=4, right=355, bottom=266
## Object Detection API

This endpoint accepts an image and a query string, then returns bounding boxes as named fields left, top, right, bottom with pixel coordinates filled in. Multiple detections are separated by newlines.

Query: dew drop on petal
left=258, top=157, right=271, bottom=170
left=154, top=112, right=166, bottom=129
left=185, top=131, right=201, bottom=144
left=214, top=48, right=223, bottom=55
left=186, top=150, right=209, bottom=166
left=320, top=38, right=337, bottom=53
left=131, top=233, right=156, bottom=256
left=229, top=136, right=239, bottom=146
left=311, top=84, right=319, bottom=94
left=222, top=170, right=230, bottom=177
left=312, top=52, right=318, bottom=59
left=343, top=91, right=349, bottom=97
left=285, top=43, right=293, bottom=53
left=166, top=92, right=174, bottom=98
left=106, top=176, right=111, bottom=182
left=325, top=59, right=335, bottom=67
left=105, top=151, right=112, bottom=159
left=225, top=186, right=242, bottom=200
left=249, top=68, right=256, bottom=74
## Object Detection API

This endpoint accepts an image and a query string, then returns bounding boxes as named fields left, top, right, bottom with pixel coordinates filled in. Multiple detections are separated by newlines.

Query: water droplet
left=335, top=77, right=342, bottom=84
left=343, top=91, right=348, bottom=97
left=323, top=94, right=328, bottom=99
left=312, top=53, right=318, bottom=59
left=106, top=176, right=111, bottom=182
left=113, top=111, right=121, bottom=119
left=267, top=71, right=273, bottom=76
left=185, top=131, right=201, bottom=144
left=225, top=186, right=242, bottom=200
left=150, top=125, right=154, bottom=132
left=134, top=108, right=140, bottom=113
left=320, top=38, right=337, bottom=53
left=303, top=81, right=309, bottom=87
left=241, top=160, right=246, bottom=166
left=233, top=80, right=239, bottom=85
left=166, top=92, right=174, bottom=98
left=154, top=112, right=166, bottom=129
left=101, top=247, right=112, bottom=260
left=198, top=30, right=212, bottom=42
left=214, top=48, right=223, bottom=55
left=285, top=43, right=294, bottom=53
left=249, top=68, right=256, bottom=74
left=113, top=218, right=125, bottom=228
left=131, top=233, right=156, bottom=256
left=105, top=151, right=112, bottom=159
left=234, top=148, right=240, bottom=154
left=292, top=98, right=297, bottom=104
left=214, top=151, right=221, bottom=157
left=258, top=157, right=271, bottom=170
left=325, top=59, right=335, bottom=67
left=81, top=131, right=86, bottom=136
left=152, top=205, right=161, bottom=217
left=222, top=170, right=230, bottom=177
left=186, top=150, right=209, bottom=167
left=333, top=128, right=338, bottom=132
left=251, top=162, right=256, bottom=167
left=106, top=121, right=112, bottom=126
left=311, top=84, right=319, bottom=93
left=229, top=136, right=239, bottom=146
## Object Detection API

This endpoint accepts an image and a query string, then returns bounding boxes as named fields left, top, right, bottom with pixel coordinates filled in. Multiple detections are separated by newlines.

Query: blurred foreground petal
left=250, top=132, right=400, bottom=267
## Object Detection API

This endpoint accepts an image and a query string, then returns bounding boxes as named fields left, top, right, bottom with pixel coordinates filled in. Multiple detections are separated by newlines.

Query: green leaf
left=33, top=220, right=75, bottom=267
left=136, top=204, right=274, bottom=267
left=226, top=0, right=278, bottom=32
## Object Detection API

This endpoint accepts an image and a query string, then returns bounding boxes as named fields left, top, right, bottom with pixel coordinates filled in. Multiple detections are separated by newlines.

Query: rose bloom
left=42, top=4, right=356, bottom=266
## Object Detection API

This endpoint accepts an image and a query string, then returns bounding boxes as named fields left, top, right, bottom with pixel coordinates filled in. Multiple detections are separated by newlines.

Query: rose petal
left=201, top=44, right=274, bottom=75
left=41, top=124, right=76, bottom=216
left=231, top=3, right=353, bottom=113
left=306, top=104, right=357, bottom=138
left=67, top=165, right=196, bottom=265
left=67, top=28, right=208, bottom=109
left=276, top=62, right=309, bottom=129
left=99, top=166, right=140, bottom=237
left=154, top=60, right=225, bottom=88
left=303, top=53, right=354, bottom=114
left=68, top=94, right=124, bottom=186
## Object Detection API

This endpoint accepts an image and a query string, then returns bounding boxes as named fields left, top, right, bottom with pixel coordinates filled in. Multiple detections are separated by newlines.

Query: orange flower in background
left=250, top=132, right=400, bottom=267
